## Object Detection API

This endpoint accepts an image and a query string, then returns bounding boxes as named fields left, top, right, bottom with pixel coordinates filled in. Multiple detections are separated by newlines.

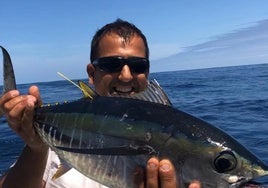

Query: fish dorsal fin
left=78, top=80, right=97, bottom=98
left=78, top=79, right=172, bottom=106
left=1, top=46, right=17, bottom=94
left=126, top=79, right=172, bottom=106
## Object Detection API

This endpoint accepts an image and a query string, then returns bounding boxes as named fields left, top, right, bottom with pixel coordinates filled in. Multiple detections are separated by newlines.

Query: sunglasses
left=92, top=56, right=149, bottom=74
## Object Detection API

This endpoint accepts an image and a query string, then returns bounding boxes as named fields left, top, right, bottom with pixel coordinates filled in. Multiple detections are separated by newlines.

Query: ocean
left=0, top=63, right=267, bottom=185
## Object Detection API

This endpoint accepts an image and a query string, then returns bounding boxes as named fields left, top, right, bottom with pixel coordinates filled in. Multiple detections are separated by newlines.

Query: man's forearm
left=1, top=145, right=48, bottom=188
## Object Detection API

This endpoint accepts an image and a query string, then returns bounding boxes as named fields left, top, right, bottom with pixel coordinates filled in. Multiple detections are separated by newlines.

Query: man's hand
left=134, top=157, right=201, bottom=188
left=0, top=86, right=47, bottom=152
left=0, top=86, right=49, bottom=188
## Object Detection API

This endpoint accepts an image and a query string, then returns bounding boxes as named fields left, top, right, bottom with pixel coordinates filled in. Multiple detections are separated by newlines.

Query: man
left=0, top=19, right=201, bottom=188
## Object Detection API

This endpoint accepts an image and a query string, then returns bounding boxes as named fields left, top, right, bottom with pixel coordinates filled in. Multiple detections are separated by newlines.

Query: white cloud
left=152, top=19, right=268, bottom=72
left=149, top=43, right=185, bottom=60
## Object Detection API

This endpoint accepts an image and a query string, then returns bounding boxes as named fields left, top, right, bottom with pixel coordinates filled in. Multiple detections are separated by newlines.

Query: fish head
left=177, top=145, right=268, bottom=188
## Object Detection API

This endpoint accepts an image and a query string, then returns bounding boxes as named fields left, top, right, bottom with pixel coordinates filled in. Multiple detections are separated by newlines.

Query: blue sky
left=1, top=1, right=268, bottom=83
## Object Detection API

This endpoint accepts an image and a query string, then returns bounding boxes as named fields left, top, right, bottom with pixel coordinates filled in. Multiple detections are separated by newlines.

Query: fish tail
left=1, top=46, right=17, bottom=94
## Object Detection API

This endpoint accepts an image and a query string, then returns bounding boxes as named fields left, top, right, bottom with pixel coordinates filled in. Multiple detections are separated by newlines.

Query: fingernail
left=26, top=98, right=35, bottom=108
left=189, top=181, right=201, bottom=188
left=160, top=163, right=170, bottom=171
left=148, top=162, right=157, bottom=169
left=10, top=90, right=19, bottom=97
left=28, top=96, right=36, bottom=102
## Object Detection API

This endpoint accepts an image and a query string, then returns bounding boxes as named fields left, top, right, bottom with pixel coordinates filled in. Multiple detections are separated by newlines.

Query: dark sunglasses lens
left=97, top=58, right=122, bottom=72
left=95, top=57, right=149, bottom=73
left=129, top=59, right=149, bottom=73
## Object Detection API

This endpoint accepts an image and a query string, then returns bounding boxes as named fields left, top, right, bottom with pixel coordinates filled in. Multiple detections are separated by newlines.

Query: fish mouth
left=229, top=179, right=268, bottom=188
left=242, top=181, right=266, bottom=187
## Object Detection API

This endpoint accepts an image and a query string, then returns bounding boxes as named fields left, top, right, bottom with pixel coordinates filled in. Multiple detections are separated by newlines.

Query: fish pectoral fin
left=55, top=145, right=156, bottom=156
left=52, top=160, right=72, bottom=180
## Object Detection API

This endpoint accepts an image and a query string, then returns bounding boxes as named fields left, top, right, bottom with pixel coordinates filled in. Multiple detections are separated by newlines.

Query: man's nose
left=118, top=65, right=133, bottom=82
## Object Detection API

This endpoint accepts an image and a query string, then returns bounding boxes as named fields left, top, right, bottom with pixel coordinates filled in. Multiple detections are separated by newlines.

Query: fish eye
left=214, top=151, right=237, bottom=173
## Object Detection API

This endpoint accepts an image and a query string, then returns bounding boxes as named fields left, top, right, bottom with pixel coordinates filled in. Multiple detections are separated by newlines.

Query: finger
left=7, top=98, right=27, bottom=129
left=28, top=86, right=42, bottom=105
left=21, top=97, right=36, bottom=137
left=4, top=95, right=25, bottom=113
left=159, top=159, right=177, bottom=188
left=133, top=166, right=145, bottom=188
left=7, top=95, right=35, bottom=117
left=146, top=157, right=159, bottom=188
left=188, top=181, right=202, bottom=188
left=0, top=90, right=20, bottom=115
left=0, top=90, right=20, bottom=104
left=7, top=96, right=36, bottom=131
left=8, top=96, right=44, bottom=149
left=21, top=107, right=45, bottom=149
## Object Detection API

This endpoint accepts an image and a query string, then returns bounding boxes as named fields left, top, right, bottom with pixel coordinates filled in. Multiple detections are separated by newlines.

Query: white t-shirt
left=43, top=149, right=108, bottom=188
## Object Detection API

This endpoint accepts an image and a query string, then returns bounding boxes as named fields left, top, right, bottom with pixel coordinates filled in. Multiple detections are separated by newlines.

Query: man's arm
left=0, top=86, right=48, bottom=188
left=0, top=145, right=48, bottom=188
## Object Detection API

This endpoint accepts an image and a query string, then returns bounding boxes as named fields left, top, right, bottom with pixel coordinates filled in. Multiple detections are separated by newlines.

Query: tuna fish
left=1, top=46, right=268, bottom=188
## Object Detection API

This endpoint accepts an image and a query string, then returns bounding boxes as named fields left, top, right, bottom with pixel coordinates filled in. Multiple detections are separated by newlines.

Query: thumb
left=28, top=85, right=43, bottom=105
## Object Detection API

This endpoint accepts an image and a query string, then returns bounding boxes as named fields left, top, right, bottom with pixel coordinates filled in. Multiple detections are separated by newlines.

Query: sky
left=1, top=1, right=268, bottom=83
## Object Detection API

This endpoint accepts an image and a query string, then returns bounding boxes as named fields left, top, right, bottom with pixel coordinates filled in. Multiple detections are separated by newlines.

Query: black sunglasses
left=92, top=56, right=149, bottom=74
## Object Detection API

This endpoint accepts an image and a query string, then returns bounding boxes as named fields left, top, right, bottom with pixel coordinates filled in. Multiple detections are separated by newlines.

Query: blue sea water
left=0, top=63, right=267, bottom=185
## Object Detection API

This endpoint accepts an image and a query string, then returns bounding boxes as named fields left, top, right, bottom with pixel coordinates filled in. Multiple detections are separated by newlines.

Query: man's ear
left=87, top=64, right=95, bottom=85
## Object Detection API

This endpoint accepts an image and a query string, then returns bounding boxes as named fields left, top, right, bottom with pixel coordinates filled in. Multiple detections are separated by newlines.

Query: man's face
left=87, top=33, right=149, bottom=96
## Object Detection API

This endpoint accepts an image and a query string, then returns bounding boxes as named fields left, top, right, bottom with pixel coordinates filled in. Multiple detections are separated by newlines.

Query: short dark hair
left=90, top=19, right=149, bottom=62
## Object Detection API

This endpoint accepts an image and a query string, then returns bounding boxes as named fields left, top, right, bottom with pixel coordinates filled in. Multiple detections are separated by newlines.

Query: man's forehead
left=101, top=32, right=144, bottom=46
left=101, top=31, right=142, bottom=43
